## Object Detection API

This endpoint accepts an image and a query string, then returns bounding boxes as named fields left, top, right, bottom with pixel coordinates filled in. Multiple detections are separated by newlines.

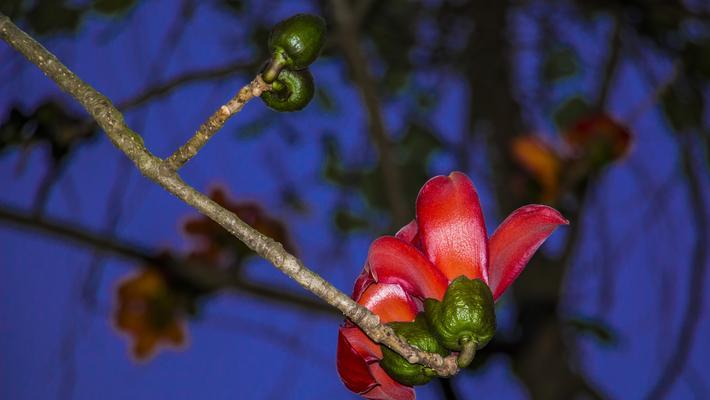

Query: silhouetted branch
left=0, top=202, right=338, bottom=315
left=116, top=59, right=254, bottom=111
left=330, top=0, right=410, bottom=227
left=647, top=134, right=709, bottom=400
left=596, top=14, right=622, bottom=110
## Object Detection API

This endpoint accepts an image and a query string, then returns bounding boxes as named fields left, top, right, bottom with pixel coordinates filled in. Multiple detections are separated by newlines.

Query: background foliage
left=1, top=0, right=709, bottom=399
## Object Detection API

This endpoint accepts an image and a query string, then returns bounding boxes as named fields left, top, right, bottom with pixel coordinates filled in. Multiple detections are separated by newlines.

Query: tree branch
left=115, top=59, right=254, bottom=111
left=0, top=13, right=459, bottom=377
left=595, top=13, right=622, bottom=110
left=163, top=75, right=269, bottom=170
left=646, top=134, right=709, bottom=399
left=330, top=0, right=410, bottom=227
left=0, top=202, right=336, bottom=314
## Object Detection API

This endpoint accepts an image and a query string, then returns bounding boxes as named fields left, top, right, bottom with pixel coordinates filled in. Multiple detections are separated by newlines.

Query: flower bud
left=379, top=314, right=449, bottom=386
left=260, top=68, right=314, bottom=112
left=424, top=276, right=496, bottom=352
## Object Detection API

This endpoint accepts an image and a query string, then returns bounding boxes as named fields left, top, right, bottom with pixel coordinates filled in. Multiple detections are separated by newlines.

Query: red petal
left=337, top=327, right=379, bottom=394
left=488, top=205, right=569, bottom=300
left=416, top=172, right=489, bottom=282
left=352, top=266, right=375, bottom=301
left=368, top=236, right=448, bottom=300
left=395, top=220, right=419, bottom=245
left=337, top=327, right=415, bottom=400
left=363, top=364, right=416, bottom=400
left=357, top=283, right=418, bottom=323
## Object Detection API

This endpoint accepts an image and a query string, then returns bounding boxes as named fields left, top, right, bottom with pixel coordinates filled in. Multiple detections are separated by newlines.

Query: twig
left=436, top=378, right=461, bottom=400
left=595, top=13, right=622, bottom=110
left=646, top=134, right=709, bottom=400
left=0, top=203, right=334, bottom=315
left=115, top=59, right=253, bottom=111
left=622, top=61, right=680, bottom=125
left=330, top=0, right=410, bottom=227
left=163, top=75, right=270, bottom=170
left=0, top=13, right=458, bottom=376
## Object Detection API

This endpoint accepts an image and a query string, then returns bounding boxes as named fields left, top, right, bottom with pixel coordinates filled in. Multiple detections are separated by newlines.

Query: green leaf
left=682, top=39, right=710, bottom=80
left=26, top=0, right=84, bottom=35
left=217, top=0, right=245, bottom=14
left=0, top=101, right=95, bottom=161
left=321, top=134, right=358, bottom=186
left=234, top=114, right=274, bottom=140
left=315, top=87, right=338, bottom=112
left=92, top=0, right=137, bottom=14
left=279, top=186, right=309, bottom=215
left=363, top=1, right=417, bottom=92
left=542, top=47, right=578, bottom=82
left=334, top=209, right=370, bottom=232
left=566, top=317, right=616, bottom=346
left=0, top=0, right=23, bottom=19
left=553, top=96, right=591, bottom=130
left=661, top=82, right=703, bottom=131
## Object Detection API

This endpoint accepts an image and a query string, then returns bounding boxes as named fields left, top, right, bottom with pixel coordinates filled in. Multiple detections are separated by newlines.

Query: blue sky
left=1, top=1, right=709, bottom=399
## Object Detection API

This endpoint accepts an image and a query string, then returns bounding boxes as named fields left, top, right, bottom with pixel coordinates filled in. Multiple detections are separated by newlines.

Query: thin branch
left=646, top=134, right=709, bottom=400
left=436, top=377, right=461, bottom=400
left=330, top=0, right=410, bottom=227
left=163, top=75, right=270, bottom=170
left=31, top=159, right=64, bottom=214
left=622, top=60, right=680, bottom=125
left=115, top=59, right=253, bottom=111
left=595, top=13, right=622, bottom=110
left=0, top=203, right=334, bottom=315
left=0, top=13, right=459, bottom=376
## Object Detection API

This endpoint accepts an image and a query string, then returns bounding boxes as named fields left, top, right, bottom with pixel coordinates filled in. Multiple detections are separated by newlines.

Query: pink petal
left=488, top=205, right=569, bottom=300
left=416, top=172, right=489, bottom=282
left=368, top=236, right=449, bottom=300
left=357, top=282, right=418, bottom=323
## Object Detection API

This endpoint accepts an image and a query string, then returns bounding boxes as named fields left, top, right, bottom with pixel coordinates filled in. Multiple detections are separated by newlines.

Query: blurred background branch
left=1, top=0, right=709, bottom=398
left=0, top=202, right=337, bottom=315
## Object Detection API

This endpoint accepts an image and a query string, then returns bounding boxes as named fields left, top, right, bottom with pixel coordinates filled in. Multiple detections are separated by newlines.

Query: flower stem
left=457, top=339, right=476, bottom=368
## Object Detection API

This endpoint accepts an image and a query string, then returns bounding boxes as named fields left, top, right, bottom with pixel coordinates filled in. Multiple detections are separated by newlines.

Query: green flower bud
left=379, top=314, right=449, bottom=386
left=269, top=14, right=326, bottom=70
left=261, top=13, right=325, bottom=83
left=260, top=68, right=314, bottom=112
left=424, top=276, right=496, bottom=353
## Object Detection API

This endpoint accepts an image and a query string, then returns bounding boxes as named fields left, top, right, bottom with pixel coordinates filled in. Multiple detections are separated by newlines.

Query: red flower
left=337, top=172, right=568, bottom=399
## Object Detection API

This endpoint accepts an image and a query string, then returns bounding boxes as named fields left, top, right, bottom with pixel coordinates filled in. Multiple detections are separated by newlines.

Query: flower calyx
left=379, top=314, right=450, bottom=386
left=424, top=276, right=496, bottom=368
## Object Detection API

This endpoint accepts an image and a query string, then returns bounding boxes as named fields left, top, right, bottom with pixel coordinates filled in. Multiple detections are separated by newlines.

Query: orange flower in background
left=511, top=113, right=633, bottom=203
left=114, top=268, right=187, bottom=360
left=563, top=113, right=632, bottom=165
left=113, top=185, right=296, bottom=361
left=511, top=136, right=563, bottom=203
